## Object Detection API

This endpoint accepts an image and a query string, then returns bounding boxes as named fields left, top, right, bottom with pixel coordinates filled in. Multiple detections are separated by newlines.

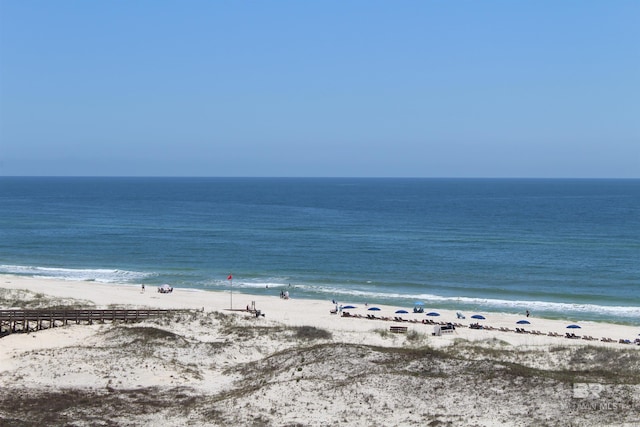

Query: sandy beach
left=1, top=274, right=639, bottom=426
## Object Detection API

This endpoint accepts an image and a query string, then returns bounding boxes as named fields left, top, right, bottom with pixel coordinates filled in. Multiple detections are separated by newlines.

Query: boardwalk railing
left=0, top=309, right=171, bottom=336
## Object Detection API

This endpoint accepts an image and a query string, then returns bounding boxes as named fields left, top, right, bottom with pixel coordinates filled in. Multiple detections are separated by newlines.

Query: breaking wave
left=0, top=264, right=153, bottom=283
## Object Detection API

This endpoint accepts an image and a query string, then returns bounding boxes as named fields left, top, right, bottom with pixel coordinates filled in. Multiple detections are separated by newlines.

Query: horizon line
left=1, top=176, right=638, bottom=180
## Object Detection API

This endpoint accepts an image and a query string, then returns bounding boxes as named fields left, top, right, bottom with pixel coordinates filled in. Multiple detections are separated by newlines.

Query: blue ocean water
left=0, top=177, right=638, bottom=324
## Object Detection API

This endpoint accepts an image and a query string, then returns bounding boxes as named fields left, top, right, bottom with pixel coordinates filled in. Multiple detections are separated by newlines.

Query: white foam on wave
left=166, top=277, right=640, bottom=321
left=415, top=293, right=640, bottom=319
left=0, top=264, right=153, bottom=283
left=221, top=280, right=640, bottom=319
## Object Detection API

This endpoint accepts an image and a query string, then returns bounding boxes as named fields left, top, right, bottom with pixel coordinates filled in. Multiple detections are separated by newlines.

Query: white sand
left=2, top=274, right=638, bottom=348
left=1, top=274, right=639, bottom=426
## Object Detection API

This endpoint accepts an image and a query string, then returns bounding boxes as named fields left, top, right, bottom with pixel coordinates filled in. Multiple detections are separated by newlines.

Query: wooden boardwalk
left=0, top=309, right=171, bottom=336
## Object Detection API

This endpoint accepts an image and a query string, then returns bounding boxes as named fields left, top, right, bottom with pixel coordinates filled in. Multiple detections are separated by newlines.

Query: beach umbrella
left=471, top=314, right=486, bottom=320
left=414, top=301, right=424, bottom=306
left=342, top=305, right=356, bottom=309
left=395, top=309, right=409, bottom=314
left=516, top=320, right=530, bottom=325
left=368, top=307, right=381, bottom=311
left=426, top=312, right=440, bottom=317
left=566, top=324, right=581, bottom=329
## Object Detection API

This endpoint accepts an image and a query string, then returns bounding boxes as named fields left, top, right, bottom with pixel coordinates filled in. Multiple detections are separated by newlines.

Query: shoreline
left=2, top=274, right=639, bottom=347
left=2, top=266, right=639, bottom=325
left=2, top=273, right=640, bottom=426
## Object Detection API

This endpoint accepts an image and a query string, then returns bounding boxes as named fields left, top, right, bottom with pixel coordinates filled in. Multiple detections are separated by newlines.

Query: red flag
left=227, top=274, right=233, bottom=280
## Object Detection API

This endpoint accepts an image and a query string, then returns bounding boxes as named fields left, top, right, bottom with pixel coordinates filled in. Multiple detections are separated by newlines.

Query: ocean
left=0, top=177, right=638, bottom=325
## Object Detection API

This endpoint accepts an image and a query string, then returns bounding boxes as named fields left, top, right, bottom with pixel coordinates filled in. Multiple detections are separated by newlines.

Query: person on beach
left=526, top=310, right=530, bottom=317
left=141, top=284, right=145, bottom=293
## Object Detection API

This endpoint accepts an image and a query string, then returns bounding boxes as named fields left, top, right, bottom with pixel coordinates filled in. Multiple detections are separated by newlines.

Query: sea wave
left=216, top=279, right=640, bottom=320
left=0, top=264, right=153, bottom=283
left=412, top=293, right=640, bottom=319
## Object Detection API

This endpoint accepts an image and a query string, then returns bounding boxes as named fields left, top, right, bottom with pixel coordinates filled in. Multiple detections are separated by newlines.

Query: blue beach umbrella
left=471, top=314, right=486, bottom=320
left=516, top=320, right=530, bottom=325
left=368, top=307, right=381, bottom=311
left=414, top=301, right=424, bottom=306
left=395, top=309, right=409, bottom=314
left=426, top=312, right=440, bottom=317
left=342, top=305, right=356, bottom=309
left=566, top=324, right=581, bottom=329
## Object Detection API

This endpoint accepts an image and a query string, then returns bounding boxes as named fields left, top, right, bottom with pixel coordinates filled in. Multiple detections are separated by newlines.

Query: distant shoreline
left=2, top=270, right=639, bottom=327
left=2, top=274, right=639, bottom=346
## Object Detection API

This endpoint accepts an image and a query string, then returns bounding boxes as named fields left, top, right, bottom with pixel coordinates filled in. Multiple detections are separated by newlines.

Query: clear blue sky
left=1, top=1, right=638, bottom=177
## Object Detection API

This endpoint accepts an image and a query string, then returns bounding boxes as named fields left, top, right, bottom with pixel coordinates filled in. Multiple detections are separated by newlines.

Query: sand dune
left=1, top=275, right=639, bottom=426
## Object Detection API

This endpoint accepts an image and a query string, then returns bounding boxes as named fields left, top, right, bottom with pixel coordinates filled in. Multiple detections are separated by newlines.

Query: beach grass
left=2, top=277, right=639, bottom=426
left=0, top=287, right=94, bottom=310
left=4, top=332, right=638, bottom=426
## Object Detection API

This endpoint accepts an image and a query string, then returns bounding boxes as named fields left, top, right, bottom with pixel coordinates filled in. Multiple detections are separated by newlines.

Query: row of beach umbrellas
left=339, top=304, right=584, bottom=329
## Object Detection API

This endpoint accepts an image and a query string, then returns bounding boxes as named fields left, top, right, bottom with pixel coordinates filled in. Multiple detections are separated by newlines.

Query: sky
left=0, top=1, right=638, bottom=178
